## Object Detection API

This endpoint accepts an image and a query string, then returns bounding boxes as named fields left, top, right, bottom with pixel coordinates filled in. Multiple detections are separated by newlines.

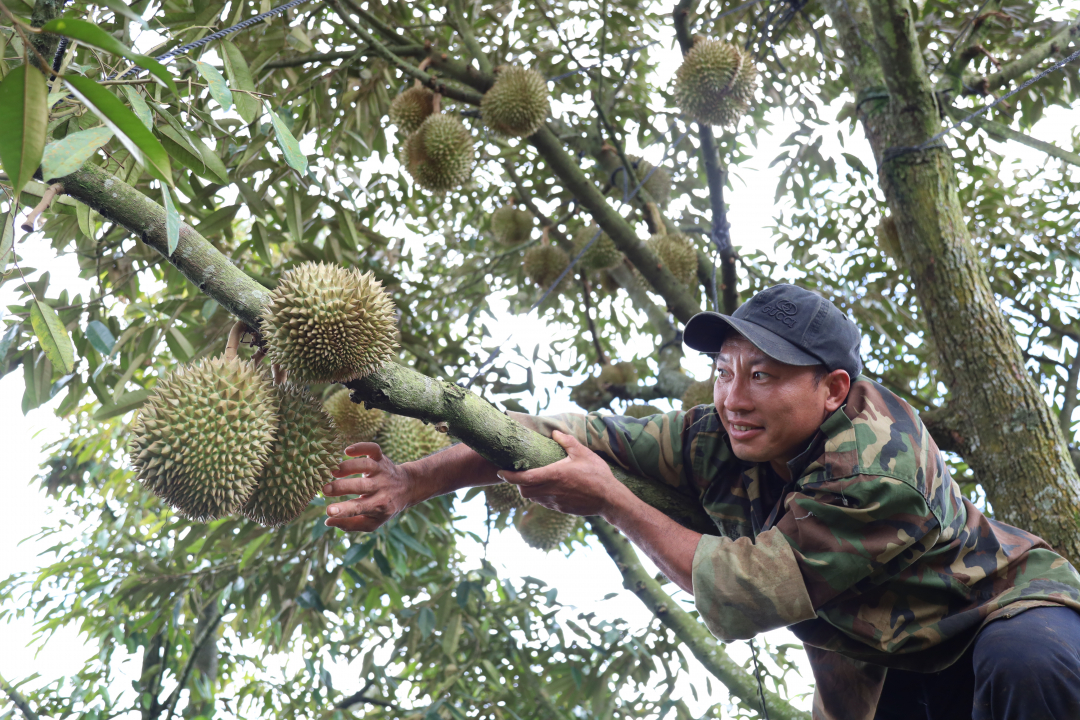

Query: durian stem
left=589, top=519, right=811, bottom=720
left=432, top=92, right=442, bottom=114
left=225, top=321, right=251, bottom=360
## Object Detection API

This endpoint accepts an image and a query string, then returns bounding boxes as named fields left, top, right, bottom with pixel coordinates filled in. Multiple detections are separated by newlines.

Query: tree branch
left=963, top=16, right=1080, bottom=96
left=447, top=0, right=493, bottom=76
left=58, top=165, right=714, bottom=533
left=0, top=672, right=40, bottom=720
left=945, top=104, right=1080, bottom=167
left=1060, top=349, right=1079, bottom=439
left=588, top=520, right=811, bottom=720
left=163, top=603, right=223, bottom=720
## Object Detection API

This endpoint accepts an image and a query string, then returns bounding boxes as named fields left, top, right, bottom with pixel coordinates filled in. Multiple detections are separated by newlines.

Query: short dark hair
left=812, top=365, right=829, bottom=386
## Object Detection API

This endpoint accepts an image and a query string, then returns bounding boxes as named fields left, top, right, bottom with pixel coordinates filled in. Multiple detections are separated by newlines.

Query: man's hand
left=323, top=442, right=414, bottom=532
left=499, top=431, right=634, bottom=517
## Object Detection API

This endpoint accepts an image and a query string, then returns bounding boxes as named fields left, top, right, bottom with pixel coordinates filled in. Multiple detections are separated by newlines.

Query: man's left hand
left=499, top=431, right=631, bottom=517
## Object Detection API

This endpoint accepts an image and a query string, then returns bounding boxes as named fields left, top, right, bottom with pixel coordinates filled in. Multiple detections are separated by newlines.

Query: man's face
left=713, top=335, right=849, bottom=479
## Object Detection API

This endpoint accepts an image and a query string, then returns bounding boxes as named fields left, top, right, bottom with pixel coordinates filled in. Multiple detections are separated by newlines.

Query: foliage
left=0, top=0, right=1078, bottom=716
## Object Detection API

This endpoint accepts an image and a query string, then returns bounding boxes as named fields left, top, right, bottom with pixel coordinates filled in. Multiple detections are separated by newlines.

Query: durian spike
left=225, top=321, right=252, bottom=360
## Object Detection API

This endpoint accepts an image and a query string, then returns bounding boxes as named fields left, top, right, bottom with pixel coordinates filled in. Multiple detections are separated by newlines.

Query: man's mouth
left=727, top=421, right=764, bottom=440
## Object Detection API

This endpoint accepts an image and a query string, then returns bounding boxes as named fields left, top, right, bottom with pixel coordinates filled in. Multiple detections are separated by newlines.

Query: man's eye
left=752, top=371, right=768, bottom=380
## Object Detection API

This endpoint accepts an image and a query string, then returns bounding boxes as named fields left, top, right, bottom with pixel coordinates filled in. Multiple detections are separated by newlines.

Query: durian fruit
left=598, top=361, right=638, bottom=386
left=571, top=225, right=623, bottom=272
left=629, top=157, right=672, bottom=208
left=484, top=482, right=527, bottom=514
left=523, top=241, right=570, bottom=289
left=876, top=215, right=903, bottom=262
left=243, top=384, right=339, bottom=527
left=646, top=232, right=698, bottom=287
left=481, top=64, right=550, bottom=138
left=400, top=113, right=475, bottom=191
left=517, top=505, right=578, bottom=551
left=491, top=203, right=535, bottom=245
left=376, top=414, right=451, bottom=464
left=570, top=375, right=608, bottom=410
left=131, top=357, right=278, bottom=521
left=673, top=38, right=758, bottom=128
left=261, top=262, right=398, bottom=384
left=624, top=404, right=661, bottom=419
left=389, top=85, right=436, bottom=135
left=323, top=387, right=385, bottom=445
left=681, top=379, right=714, bottom=409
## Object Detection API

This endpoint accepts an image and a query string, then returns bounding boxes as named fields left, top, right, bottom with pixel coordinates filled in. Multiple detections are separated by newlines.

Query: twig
left=163, top=602, right=223, bottom=720
left=335, top=680, right=400, bottom=710
left=21, top=183, right=64, bottom=232
left=0, top=671, right=41, bottom=720
left=1060, top=350, right=1080, bottom=437
left=579, top=277, right=608, bottom=365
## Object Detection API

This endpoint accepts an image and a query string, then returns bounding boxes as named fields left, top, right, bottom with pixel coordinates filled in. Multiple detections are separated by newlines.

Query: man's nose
left=723, top=375, right=754, bottom=411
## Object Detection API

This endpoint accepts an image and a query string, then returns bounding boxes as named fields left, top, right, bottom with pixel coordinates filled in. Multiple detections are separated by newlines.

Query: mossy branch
left=57, top=164, right=715, bottom=534
left=963, top=16, right=1080, bottom=96
left=589, top=519, right=811, bottom=720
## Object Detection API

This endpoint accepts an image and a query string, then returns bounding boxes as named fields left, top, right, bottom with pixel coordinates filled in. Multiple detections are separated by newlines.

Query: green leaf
left=99, top=0, right=149, bottom=29
left=193, top=61, right=233, bottom=113
left=166, top=326, right=194, bottom=360
left=85, top=319, right=116, bottom=356
left=161, top=184, right=179, bottom=255
left=417, top=606, right=435, bottom=639
left=219, top=40, right=258, bottom=123
left=93, top=387, right=153, bottom=420
left=0, top=212, right=14, bottom=274
left=269, top=109, right=308, bottom=175
left=252, top=221, right=271, bottom=265
left=41, top=126, right=114, bottom=180
left=120, top=85, right=153, bottom=130
left=156, top=125, right=229, bottom=185
left=0, top=323, right=20, bottom=364
left=0, top=65, right=48, bottom=198
left=76, top=201, right=95, bottom=239
left=30, top=299, right=75, bottom=375
left=42, top=18, right=178, bottom=96
left=64, top=76, right=171, bottom=184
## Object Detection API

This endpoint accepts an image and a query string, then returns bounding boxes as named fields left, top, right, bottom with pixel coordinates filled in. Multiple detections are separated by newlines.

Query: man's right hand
left=323, top=442, right=414, bottom=532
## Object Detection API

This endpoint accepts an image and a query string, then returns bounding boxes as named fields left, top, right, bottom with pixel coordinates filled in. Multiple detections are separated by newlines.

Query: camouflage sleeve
left=693, top=474, right=939, bottom=641
left=692, top=528, right=816, bottom=642
left=507, top=409, right=697, bottom=496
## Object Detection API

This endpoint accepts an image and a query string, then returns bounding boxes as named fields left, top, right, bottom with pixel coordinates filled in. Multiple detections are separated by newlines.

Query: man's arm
left=323, top=441, right=502, bottom=532
left=500, top=431, right=703, bottom=593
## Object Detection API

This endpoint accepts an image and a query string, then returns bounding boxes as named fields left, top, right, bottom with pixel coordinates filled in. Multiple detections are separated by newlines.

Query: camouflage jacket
left=511, top=377, right=1080, bottom=719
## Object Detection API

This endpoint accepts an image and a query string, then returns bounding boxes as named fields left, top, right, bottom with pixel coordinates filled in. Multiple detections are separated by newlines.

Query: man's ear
left=823, top=369, right=850, bottom=413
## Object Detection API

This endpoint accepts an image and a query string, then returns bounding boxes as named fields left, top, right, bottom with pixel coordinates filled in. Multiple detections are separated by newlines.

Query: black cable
left=52, top=37, right=70, bottom=74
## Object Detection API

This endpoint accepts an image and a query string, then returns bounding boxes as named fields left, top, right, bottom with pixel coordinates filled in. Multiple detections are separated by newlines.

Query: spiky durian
left=491, top=204, right=535, bottom=245
left=243, top=384, right=339, bottom=526
left=876, top=215, right=902, bottom=262
left=485, top=482, right=527, bottom=514
left=323, top=387, right=385, bottom=445
left=598, top=361, right=638, bottom=386
left=517, top=505, right=578, bottom=551
left=376, top=414, right=451, bottom=464
left=673, top=38, right=758, bottom=127
left=681, top=379, right=714, bottom=409
left=131, top=357, right=278, bottom=521
left=570, top=375, right=607, bottom=410
left=261, top=262, right=398, bottom=384
left=628, top=156, right=672, bottom=208
left=523, top=242, right=570, bottom=288
left=481, top=64, right=550, bottom=137
left=624, top=404, right=661, bottom=419
left=571, top=225, right=623, bottom=272
left=400, top=113, right=475, bottom=191
left=646, top=232, right=698, bottom=287
left=389, top=85, right=436, bottom=135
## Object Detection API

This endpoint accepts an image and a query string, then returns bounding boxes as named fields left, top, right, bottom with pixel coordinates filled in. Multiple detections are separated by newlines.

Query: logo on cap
left=761, top=300, right=798, bottom=328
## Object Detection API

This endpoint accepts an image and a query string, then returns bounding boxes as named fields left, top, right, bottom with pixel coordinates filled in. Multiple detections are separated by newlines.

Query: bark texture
left=822, top=0, right=1080, bottom=562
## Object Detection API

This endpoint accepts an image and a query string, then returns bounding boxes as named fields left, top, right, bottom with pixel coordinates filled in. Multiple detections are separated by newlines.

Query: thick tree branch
left=1061, top=350, right=1079, bottom=439
left=0, top=672, right=40, bottom=720
left=589, top=520, right=810, bottom=720
left=447, top=0, right=493, bottom=76
left=58, top=165, right=714, bottom=533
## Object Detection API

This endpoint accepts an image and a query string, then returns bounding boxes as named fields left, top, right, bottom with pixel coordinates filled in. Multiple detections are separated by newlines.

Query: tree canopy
left=1, top=0, right=1078, bottom=717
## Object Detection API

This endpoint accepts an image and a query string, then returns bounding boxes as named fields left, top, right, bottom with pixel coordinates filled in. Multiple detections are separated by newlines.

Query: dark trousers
left=874, top=606, right=1080, bottom=720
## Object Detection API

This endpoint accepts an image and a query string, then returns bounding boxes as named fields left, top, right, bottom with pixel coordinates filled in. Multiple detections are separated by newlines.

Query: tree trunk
left=823, top=0, right=1080, bottom=563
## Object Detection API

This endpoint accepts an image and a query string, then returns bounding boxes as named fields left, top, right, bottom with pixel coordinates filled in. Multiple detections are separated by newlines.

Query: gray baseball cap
left=683, top=284, right=863, bottom=379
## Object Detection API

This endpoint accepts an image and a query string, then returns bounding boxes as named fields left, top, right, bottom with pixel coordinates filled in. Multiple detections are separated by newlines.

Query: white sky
left=3, top=7, right=1080, bottom=716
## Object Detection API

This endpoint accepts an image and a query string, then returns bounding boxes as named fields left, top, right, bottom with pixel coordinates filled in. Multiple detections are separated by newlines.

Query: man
left=323, top=284, right=1080, bottom=720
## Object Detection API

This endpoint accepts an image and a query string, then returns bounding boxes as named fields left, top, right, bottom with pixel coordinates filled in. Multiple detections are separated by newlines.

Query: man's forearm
left=601, top=489, right=703, bottom=595
left=402, top=442, right=503, bottom=508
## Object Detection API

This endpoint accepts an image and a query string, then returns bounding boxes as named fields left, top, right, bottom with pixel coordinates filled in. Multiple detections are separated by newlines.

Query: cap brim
left=683, top=312, right=823, bottom=367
